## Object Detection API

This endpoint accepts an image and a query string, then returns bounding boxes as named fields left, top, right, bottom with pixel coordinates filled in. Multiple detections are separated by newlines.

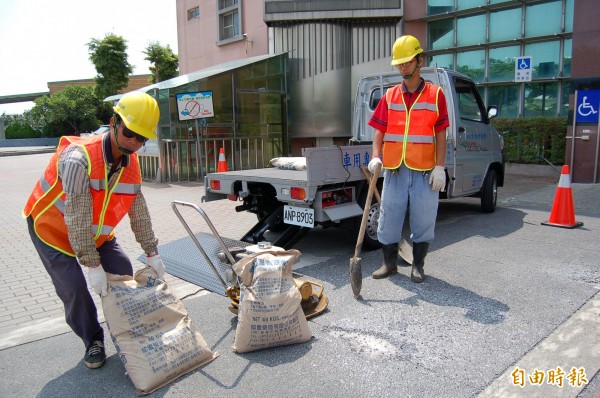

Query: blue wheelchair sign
left=576, top=90, right=600, bottom=123
left=515, top=56, right=532, bottom=81
left=517, top=57, right=531, bottom=70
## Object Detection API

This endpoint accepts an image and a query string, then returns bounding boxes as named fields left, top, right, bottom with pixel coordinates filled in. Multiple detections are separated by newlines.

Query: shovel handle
left=361, top=167, right=381, bottom=204
left=354, top=163, right=381, bottom=258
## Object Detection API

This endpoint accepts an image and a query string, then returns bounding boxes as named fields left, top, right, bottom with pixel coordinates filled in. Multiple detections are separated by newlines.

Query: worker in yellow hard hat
left=112, top=90, right=160, bottom=154
left=390, top=34, right=424, bottom=79
left=367, top=35, right=449, bottom=284
left=23, top=91, right=165, bottom=369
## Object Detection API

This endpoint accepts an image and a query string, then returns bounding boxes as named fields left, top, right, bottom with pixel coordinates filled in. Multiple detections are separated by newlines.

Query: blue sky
left=0, top=0, right=178, bottom=115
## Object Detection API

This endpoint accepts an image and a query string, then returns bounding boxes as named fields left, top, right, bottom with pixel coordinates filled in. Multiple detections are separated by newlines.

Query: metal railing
left=138, top=154, right=160, bottom=181
left=138, top=136, right=265, bottom=182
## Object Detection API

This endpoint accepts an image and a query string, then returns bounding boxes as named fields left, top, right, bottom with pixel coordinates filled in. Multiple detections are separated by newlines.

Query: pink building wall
left=176, top=0, right=269, bottom=75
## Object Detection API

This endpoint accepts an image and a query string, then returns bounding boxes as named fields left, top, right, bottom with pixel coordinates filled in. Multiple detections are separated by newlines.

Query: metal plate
left=322, top=202, right=363, bottom=222
left=138, top=232, right=249, bottom=296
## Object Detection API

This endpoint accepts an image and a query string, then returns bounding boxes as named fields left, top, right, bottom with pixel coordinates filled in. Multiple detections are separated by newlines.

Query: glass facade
left=489, top=8, right=521, bottom=42
left=456, top=14, right=486, bottom=47
left=162, top=55, right=287, bottom=142
left=457, top=50, right=485, bottom=83
left=426, top=0, right=573, bottom=117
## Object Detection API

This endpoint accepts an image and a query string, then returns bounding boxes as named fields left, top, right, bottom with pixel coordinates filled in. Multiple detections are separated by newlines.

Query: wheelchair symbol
left=578, top=96, right=598, bottom=117
left=518, top=59, right=529, bottom=70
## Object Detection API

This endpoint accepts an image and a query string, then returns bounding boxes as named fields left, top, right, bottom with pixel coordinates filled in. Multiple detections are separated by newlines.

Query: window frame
left=217, top=0, right=243, bottom=45
left=454, top=77, right=487, bottom=123
left=187, top=6, right=200, bottom=21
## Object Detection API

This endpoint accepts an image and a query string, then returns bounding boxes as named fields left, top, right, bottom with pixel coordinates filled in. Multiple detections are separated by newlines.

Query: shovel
left=359, top=168, right=413, bottom=266
left=350, top=162, right=381, bottom=298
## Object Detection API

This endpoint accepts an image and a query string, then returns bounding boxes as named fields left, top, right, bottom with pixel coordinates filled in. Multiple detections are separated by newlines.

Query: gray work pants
left=27, top=217, right=133, bottom=350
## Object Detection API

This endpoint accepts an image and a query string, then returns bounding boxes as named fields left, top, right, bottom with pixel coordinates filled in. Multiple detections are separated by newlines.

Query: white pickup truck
left=202, top=67, right=505, bottom=249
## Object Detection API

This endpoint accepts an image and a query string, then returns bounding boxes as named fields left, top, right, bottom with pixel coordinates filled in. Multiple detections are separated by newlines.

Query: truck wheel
left=362, top=203, right=382, bottom=250
left=481, top=169, right=497, bottom=213
left=356, top=186, right=382, bottom=250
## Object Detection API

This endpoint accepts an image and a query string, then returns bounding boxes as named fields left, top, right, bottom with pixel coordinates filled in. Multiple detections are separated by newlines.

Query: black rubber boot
left=372, top=243, right=399, bottom=279
left=411, top=242, right=429, bottom=283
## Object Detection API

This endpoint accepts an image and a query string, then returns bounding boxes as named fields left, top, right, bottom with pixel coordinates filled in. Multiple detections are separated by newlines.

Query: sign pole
left=594, top=99, right=600, bottom=183
left=571, top=90, right=578, bottom=175
left=195, top=118, right=202, bottom=181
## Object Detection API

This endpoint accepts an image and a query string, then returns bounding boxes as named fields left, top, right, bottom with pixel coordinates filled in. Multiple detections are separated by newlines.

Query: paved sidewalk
left=0, top=151, right=258, bottom=348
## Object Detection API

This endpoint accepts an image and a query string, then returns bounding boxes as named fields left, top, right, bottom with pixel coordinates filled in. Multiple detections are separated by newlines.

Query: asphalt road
left=0, top=151, right=598, bottom=398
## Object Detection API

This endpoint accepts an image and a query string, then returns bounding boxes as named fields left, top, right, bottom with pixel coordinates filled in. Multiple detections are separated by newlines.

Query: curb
left=0, top=148, right=55, bottom=157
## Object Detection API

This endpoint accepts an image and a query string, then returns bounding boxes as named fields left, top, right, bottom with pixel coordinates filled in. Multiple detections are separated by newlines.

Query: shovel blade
left=398, top=238, right=413, bottom=265
left=349, top=257, right=362, bottom=298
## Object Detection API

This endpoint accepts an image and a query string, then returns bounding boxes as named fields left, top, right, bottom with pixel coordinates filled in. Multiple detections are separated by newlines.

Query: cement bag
left=232, top=249, right=312, bottom=353
left=269, top=157, right=306, bottom=170
left=102, top=266, right=218, bottom=395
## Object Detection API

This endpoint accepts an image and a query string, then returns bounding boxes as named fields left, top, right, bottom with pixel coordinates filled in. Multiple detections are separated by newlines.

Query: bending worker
left=23, top=91, right=166, bottom=369
left=368, top=35, right=449, bottom=283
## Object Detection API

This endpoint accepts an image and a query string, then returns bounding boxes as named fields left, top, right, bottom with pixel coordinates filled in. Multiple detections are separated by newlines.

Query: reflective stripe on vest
left=388, top=102, right=438, bottom=113
left=89, top=178, right=139, bottom=193
left=383, top=134, right=435, bottom=143
left=381, top=82, right=441, bottom=171
left=23, top=135, right=142, bottom=256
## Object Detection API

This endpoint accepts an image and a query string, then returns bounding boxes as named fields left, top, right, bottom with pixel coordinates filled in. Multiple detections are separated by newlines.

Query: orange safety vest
left=23, top=135, right=142, bottom=256
left=382, top=82, right=442, bottom=171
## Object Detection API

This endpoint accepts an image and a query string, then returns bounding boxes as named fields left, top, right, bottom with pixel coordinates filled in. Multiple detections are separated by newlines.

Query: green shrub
left=492, top=117, right=567, bottom=165
left=5, top=122, right=42, bottom=139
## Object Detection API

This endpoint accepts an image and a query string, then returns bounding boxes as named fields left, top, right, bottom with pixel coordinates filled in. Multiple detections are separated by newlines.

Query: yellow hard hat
left=113, top=91, right=159, bottom=140
left=391, top=35, right=424, bottom=66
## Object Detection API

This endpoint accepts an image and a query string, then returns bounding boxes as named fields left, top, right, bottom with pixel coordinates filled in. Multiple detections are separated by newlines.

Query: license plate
left=283, top=205, right=314, bottom=228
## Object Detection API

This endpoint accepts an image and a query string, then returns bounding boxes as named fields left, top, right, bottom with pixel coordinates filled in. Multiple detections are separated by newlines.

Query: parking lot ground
left=0, top=151, right=598, bottom=397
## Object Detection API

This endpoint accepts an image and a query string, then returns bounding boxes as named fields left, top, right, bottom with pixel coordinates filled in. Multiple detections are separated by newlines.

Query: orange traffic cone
left=217, top=147, right=228, bottom=172
left=542, top=165, right=583, bottom=229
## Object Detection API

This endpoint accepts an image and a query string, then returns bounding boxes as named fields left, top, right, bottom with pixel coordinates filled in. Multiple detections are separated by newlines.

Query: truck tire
left=362, top=202, right=382, bottom=250
left=481, top=168, right=497, bottom=213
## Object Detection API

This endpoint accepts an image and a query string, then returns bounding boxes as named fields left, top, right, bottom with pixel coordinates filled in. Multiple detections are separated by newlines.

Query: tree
left=88, top=34, right=133, bottom=99
left=144, top=42, right=179, bottom=83
left=31, top=85, right=102, bottom=136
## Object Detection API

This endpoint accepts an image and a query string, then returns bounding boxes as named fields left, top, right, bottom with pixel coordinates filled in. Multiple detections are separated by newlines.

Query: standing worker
left=23, top=91, right=166, bottom=369
left=367, top=35, right=449, bottom=283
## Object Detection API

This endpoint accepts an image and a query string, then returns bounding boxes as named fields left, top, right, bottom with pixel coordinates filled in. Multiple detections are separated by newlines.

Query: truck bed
left=212, top=167, right=309, bottom=185
left=206, top=145, right=371, bottom=189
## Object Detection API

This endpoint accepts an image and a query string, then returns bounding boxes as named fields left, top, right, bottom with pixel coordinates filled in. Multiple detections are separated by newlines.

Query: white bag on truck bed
left=102, top=267, right=218, bottom=395
left=232, top=249, right=312, bottom=353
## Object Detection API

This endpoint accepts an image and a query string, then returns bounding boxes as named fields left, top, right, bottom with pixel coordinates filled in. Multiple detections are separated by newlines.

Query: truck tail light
left=290, top=187, right=306, bottom=200
left=321, top=187, right=353, bottom=208
left=210, top=179, right=221, bottom=190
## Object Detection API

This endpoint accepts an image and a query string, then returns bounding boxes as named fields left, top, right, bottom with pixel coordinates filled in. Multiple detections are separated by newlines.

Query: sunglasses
left=397, top=58, right=416, bottom=68
left=120, top=123, right=148, bottom=143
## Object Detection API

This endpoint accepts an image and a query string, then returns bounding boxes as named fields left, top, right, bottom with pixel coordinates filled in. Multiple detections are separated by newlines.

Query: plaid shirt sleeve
left=129, top=190, right=159, bottom=256
left=59, top=146, right=101, bottom=267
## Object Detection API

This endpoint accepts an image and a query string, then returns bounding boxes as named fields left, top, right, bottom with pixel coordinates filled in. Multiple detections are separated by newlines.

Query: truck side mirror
left=487, top=105, right=498, bottom=120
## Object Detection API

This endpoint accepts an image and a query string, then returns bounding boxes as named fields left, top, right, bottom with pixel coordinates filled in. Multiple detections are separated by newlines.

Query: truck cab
left=352, top=67, right=504, bottom=212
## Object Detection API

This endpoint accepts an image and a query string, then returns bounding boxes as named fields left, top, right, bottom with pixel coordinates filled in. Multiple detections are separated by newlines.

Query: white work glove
left=368, top=156, right=382, bottom=174
left=147, top=254, right=166, bottom=279
left=429, top=166, right=446, bottom=192
left=88, top=266, right=108, bottom=297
